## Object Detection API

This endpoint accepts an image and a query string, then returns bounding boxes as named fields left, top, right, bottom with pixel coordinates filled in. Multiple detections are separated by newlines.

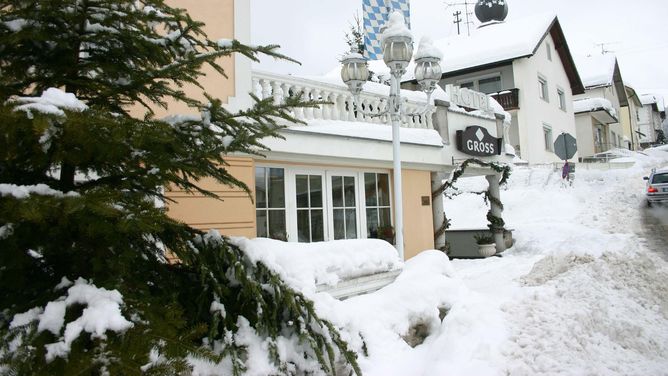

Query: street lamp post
left=340, top=11, right=442, bottom=259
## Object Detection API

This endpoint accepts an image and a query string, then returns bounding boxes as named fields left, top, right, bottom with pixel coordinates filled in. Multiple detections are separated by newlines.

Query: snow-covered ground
left=256, top=145, right=668, bottom=376
left=7, top=146, right=668, bottom=375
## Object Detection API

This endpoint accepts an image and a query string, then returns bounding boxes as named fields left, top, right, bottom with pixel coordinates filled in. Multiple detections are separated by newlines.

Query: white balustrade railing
left=251, top=70, right=434, bottom=129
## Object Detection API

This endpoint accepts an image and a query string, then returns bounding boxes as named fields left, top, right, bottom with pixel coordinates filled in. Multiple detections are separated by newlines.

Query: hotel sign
left=446, top=84, right=492, bottom=113
left=456, top=126, right=502, bottom=157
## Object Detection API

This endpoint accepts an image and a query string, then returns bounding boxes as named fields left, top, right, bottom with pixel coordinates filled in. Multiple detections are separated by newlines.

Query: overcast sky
left=251, top=0, right=668, bottom=102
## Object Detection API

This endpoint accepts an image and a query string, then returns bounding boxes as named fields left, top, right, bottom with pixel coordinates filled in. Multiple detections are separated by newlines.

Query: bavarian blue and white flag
left=363, top=0, right=411, bottom=60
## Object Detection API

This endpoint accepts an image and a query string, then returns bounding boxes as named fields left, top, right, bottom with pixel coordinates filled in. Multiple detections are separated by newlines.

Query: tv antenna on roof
left=594, top=42, right=619, bottom=55
left=445, top=0, right=474, bottom=36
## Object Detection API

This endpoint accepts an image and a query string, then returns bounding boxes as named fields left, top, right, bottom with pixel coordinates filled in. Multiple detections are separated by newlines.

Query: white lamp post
left=340, top=12, right=442, bottom=260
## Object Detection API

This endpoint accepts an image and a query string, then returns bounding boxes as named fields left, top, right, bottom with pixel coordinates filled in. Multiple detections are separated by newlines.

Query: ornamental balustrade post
left=486, top=173, right=506, bottom=254
left=260, top=79, right=271, bottom=100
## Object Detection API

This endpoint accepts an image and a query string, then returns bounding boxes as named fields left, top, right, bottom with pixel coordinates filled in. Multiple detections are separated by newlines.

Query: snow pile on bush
left=231, top=237, right=402, bottom=294
left=7, top=278, right=133, bottom=362
left=8, top=87, right=88, bottom=118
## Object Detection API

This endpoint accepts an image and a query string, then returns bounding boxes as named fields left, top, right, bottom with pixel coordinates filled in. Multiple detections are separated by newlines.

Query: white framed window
left=611, top=131, right=617, bottom=147
left=543, top=124, right=553, bottom=151
left=364, top=172, right=392, bottom=238
left=538, top=75, right=549, bottom=102
left=546, top=42, right=552, bottom=61
left=255, top=167, right=287, bottom=241
left=557, top=88, right=566, bottom=111
left=327, top=173, right=359, bottom=240
left=294, top=173, right=326, bottom=242
left=456, top=74, right=502, bottom=94
left=258, top=166, right=394, bottom=243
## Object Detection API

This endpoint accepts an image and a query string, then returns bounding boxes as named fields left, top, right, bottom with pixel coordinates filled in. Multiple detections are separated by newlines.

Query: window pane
left=296, top=175, right=308, bottom=208
left=297, top=209, right=310, bottom=242
left=478, top=76, right=501, bottom=94
left=344, top=177, right=356, bottom=207
left=311, top=210, right=324, bottom=242
left=256, top=210, right=267, bottom=237
left=379, top=208, right=392, bottom=228
left=255, top=167, right=267, bottom=209
left=652, top=173, right=668, bottom=184
left=346, top=209, right=357, bottom=239
left=365, top=173, right=377, bottom=206
left=460, top=81, right=474, bottom=89
left=333, top=209, right=345, bottom=240
left=332, top=176, right=343, bottom=207
left=268, top=210, right=286, bottom=241
left=366, top=208, right=378, bottom=237
left=378, top=174, right=390, bottom=206
left=310, top=175, right=322, bottom=208
left=268, top=168, right=284, bottom=208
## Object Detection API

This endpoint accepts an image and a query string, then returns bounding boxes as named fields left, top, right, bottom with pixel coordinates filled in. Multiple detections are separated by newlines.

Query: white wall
left=574, top=115, right=596, bottom=157
left=637, top=104, right=657, bottom=143
left=512, top=33, right=578, bottom=163
left=575, top=86, right=623, bottom=150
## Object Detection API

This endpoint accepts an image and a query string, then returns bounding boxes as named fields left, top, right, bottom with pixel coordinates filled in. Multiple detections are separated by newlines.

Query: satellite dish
left=474, top=0, right=509, bottom=23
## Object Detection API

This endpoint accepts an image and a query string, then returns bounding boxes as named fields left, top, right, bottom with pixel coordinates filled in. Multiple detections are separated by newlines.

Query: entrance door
left=295, top=173, right=325, bottom=242
left=327, top=173, right=359, bottom=240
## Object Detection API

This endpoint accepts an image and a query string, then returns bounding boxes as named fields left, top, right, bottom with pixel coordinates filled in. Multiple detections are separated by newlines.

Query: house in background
left=572, top=54, right=628, bottom=158
left=637, top=93, right=666, bottom=147
left=620, top=85, right=644, bottom=150
left=400, top=11, right=584, bottom=164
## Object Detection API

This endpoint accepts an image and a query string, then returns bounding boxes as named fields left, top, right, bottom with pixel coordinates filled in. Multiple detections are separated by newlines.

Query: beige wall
left=165, top=157, right=256, bottom=237
left=163, top=1, right=248, bottom=233
left=400, top=169, right=435, bottom=259
left=155, top=0, right=236, bottom=116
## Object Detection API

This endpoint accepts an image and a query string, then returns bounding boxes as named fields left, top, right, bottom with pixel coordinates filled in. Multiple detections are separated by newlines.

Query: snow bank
left=308, top=250, right=508, bottom=375
left=231, top=237, right=402, bottom=294
left=442, top=148, right=668, bottom=375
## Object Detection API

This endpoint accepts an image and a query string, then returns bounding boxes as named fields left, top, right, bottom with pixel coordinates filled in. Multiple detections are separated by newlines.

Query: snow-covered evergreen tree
left=343, top=12, right=365, bottom=56
left=0, top=1, right=360, bottom=374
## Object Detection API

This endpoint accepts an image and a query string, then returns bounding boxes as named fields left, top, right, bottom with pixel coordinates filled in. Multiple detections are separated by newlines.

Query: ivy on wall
left=432, top=159, right=512, bottom=253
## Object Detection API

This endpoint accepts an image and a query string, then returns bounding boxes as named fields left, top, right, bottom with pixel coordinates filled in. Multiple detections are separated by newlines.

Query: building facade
left=162, top=0, right=512, bottom=260
left=637, top=94, right=666, bottom=147
left=402, top=13, right=584, bottom=164
left=572, top=54, right=628, bottom=157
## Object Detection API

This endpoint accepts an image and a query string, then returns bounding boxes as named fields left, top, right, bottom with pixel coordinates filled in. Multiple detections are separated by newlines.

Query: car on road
left=644, top=168, right=668, bottom=206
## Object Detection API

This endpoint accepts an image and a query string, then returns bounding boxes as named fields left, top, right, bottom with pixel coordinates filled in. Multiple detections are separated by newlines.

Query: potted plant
left=376, top=225, right=395, bottom=245
left=473, top=233, right=496, bottom=257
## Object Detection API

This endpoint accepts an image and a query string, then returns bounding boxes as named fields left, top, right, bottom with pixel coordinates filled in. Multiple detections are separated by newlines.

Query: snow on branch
left=0, top=184, right=79, bottom=199
left=7, top=88, right=88, bottom=119
left=9, top=278, right=134, bottom=362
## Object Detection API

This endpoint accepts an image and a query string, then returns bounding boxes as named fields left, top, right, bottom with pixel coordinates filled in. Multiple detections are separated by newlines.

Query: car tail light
left=648, top=186, right=659, bottom=193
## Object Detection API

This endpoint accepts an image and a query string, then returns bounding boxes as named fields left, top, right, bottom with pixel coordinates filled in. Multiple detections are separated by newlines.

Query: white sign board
left=446, top=85, right=493, bottom=114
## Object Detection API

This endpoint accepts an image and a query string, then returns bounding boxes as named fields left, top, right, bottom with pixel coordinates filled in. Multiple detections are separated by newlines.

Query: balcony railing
left=251, top=71, right=435, bottom=129
left=489, top=88, right=520, bottom=111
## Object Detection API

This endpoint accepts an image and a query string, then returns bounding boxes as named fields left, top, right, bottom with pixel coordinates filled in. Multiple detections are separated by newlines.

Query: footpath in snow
left=238, top=146, right=668, bottom=376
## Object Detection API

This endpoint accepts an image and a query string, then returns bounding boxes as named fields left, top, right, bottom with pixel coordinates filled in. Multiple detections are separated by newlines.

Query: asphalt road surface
left=640, top=205, right=668, bottom=260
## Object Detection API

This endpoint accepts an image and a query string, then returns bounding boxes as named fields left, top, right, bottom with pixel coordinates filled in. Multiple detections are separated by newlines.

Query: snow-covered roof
left=640, top=93, right=666, bottom=112
left=285, top=120, right=444, bottom=147
left=574, top=54, right=617, bottom=88
left=417, top=12, right=557, bottom=77
left=573, top=97, right=617, bottom=119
